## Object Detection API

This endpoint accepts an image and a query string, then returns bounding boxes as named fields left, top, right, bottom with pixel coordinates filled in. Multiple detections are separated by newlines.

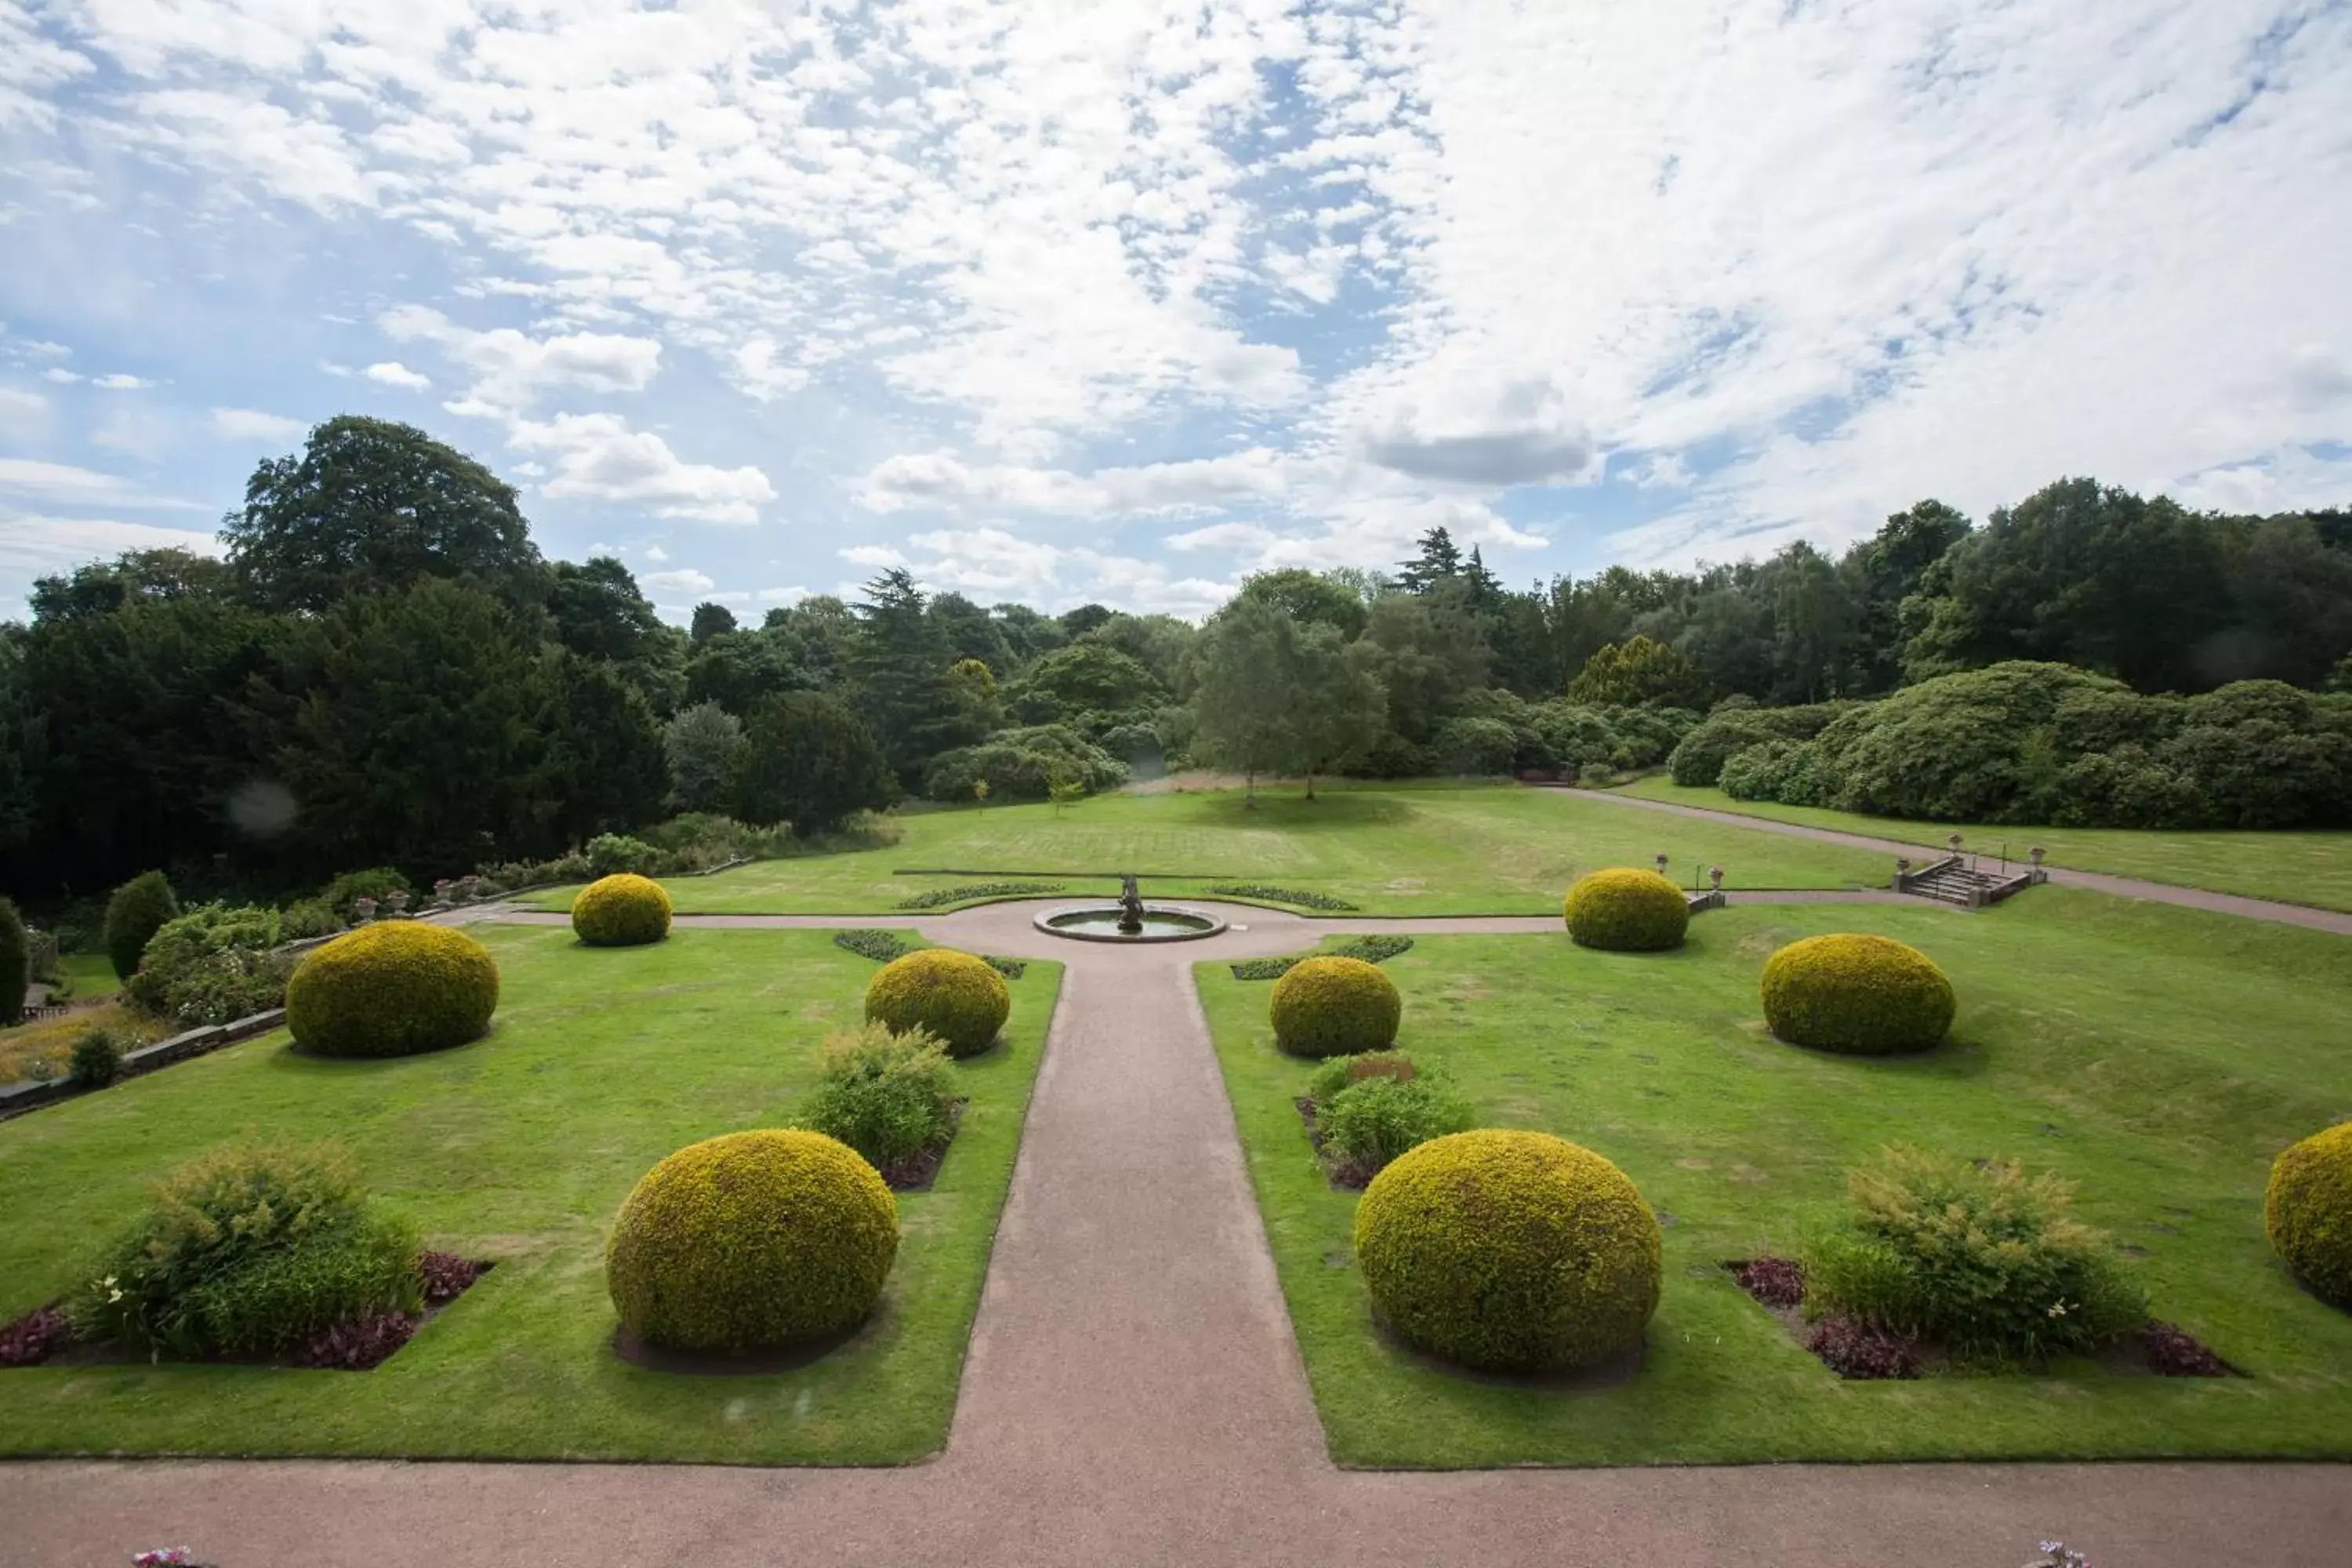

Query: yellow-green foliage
left=1761, top=932, right=1955, bottom=1054
left=1355, top=1129, right=1661, bottom=1372
left=1563, top=867, right=1689, bottom=952
left=1269, top=955, right=1402, bottom=1058
left=605, top=1128, right=898, bottom=1352
left=2267, top=1121, right=2352, bottom=1310
left=863, top=948, right=1010, bottom=1059
left=285, top=922, right=500, bottom=1059
left=571, top=873, right=673, bottom=946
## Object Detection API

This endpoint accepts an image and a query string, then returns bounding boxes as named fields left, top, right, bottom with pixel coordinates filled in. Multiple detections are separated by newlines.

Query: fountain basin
left=1033, top=904, right=1229, bottom=943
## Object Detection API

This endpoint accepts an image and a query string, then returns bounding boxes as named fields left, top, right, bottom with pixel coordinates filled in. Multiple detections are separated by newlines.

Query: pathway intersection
left=5, top=900, right=2345, bottom=1567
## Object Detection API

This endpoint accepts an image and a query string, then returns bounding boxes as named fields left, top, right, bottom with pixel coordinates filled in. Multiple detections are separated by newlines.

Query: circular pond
left=1033, top=905, right=1229, bottom=943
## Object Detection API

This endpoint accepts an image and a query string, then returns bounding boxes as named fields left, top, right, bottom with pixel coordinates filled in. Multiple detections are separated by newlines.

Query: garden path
left=1569, top=787, right=2352, bottom=935
left=5, top=901, right=2344, bottom=1568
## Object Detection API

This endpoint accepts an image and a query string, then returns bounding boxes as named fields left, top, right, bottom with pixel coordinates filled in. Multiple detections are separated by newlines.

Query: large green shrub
left=1668, top=702, right=1848, bottom=787
left=68, top=1142, right=422, bottom=1357
left=1315, top=1070, right=1474, bottom=1177
left=1269, top=955, right=1402, bottom=1058
left=1355, top=1130, right=1662, bottom=1372
left=104, top=870, right=180, bottom=981
left=125, top=902, right=290, bottom=1024
left=1563, top=867, right=1689, bottom=952
left=0, top=896, right=26, bottom=1028
left=797, top=1022, right=959, bottom=1171
left=921, top=724, right=1128, bottom=803
left=570, top=873, right=673, bottom=946
left=1719, top=738, right=1829, bottom=804
left=1815, top=662, right=2120, bottom=822
left=2266, top=1121, right=2352, bottom=1310
left=606, top=1128, right=898, bottom=1352
left=285, top=921, right=500, bottom=1058
left=318, top=868, right=411, bottom=923
left=585, top=833, right=662, bottom=878
left=1802, top=1146, right=2147, bottom=1362
left=863, top=948, right=1011, bottom=1058
left=1760, top=933, right=1955, bottom=1054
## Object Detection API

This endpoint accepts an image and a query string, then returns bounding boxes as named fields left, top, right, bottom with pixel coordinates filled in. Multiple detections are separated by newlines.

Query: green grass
left=1201, top=890, right=2352, bottom=1465
left=54, top=953, right=121, bottom=1003
left=1611, top=775, right=2352, bottom=913
left=525, top=785, right=1890, bottom=917
left=0, top=925, right=1060, bottom=1464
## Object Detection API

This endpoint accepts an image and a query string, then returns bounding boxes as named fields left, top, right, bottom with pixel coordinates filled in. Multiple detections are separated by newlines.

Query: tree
left=104, top=870, right=180, bottom=981
left=684, top=626, right=811, bottom=714
left=546, top=556, right=682, bottom=710
left=732, top=691, right=895, bottom=833
left=1234, top=568, right=1370, bottom=640
left=664, top=702, right=748, bottom=813
left=1568, top=634, right=1705, bottom=707
left=851, top=569, right=958, bottom=783
left=1059, top=603, right=1116, bottom=639
left=928, top=591, right=1013, bottom=671
left=1188, top=599, right=1385, bottom=800
left=29, top=548, right=234, bottom=622
left=1396, top=527, right=1465, bottom=593
left=1361, top=592, right=1490, bottom=743
left=689, top=602, right=739, bottom=645
left=1012, top=642, right=1163, bottom=723
left=0, top=895, right=25, bottom=1027
left=220, top=416, right=541, bottom=612
left=1289, top=626, right=1386, bottom=797
left=542, top=652, right=670, bottom=846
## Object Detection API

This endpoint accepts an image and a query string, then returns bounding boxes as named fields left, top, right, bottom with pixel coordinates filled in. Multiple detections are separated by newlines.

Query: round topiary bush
left=105, top=869, right=180, bottom=980
left=1563, top=868, right=1689, bottom=952
left=2267, top=1121, right=2352, bottom=1310
left=1355, top=1129, right=1662, bottom=1372
left=285, top=922, right=500, bottom=1058
left=1270, top=955, right=1402, bottom=1058
left=1760, top=932, right=1955, bottom=1054
left=864, top=948, right=1011, bottom=1059
left=606, top=1128, right=898, bottom=1352
left=571, top=873, right=673, bottom=947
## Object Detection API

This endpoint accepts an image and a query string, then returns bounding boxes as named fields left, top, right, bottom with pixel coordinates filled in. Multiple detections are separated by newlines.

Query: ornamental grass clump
left=606, top=1129, right=898, bottom=1353
left=1355, top=1129, right=1662, bottom=1373
left=797, top=1022, right=960, bottom=1174
left=2265, top=1120, right=2352, bottom=1309
left=1269, top=955, right=1401, bottom=1058
left=570, top=873, right=673, bottom=947
left=285, top=921, right=499, bottom=1058
left=68, top=1142, right=422, bottom=1359
left=863, top=948, right=1011, bottom=1058
left=1801, top=1146, right=2147, bottom=1364
left=1563, top=868, right=1689, bottom=952
left=1761, top=933, right=1955, bottom=1054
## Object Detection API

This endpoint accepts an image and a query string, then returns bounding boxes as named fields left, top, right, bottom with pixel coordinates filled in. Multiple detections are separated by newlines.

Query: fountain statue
left=1030, top=874, right=1226, bottom=943
left=1116, top=873, right=1146, bottom=935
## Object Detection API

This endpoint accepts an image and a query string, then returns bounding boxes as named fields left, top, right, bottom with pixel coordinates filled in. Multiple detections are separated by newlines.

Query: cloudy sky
left=2, top=1, right=2347, bottom=623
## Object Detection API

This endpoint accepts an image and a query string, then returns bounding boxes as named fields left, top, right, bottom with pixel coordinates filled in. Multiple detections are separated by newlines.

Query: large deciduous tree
left=732, top=691, right=895, bottom=833
left=1188, top=599, right=1385, bottom=800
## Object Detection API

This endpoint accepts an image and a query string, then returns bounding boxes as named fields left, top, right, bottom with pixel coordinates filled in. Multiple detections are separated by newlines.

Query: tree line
left=5, top=415, right=2350, bottom=901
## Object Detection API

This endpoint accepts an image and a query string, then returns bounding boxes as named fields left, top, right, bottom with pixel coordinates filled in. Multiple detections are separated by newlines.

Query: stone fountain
left=1033, top=873, right=1229, bottom=944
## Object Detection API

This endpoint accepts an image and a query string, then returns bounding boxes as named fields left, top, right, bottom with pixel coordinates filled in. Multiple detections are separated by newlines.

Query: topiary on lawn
left=0, top=896, right=26, bottom=1029
left=105, top=869, right=180, bottom=980
left=1355, top=1129, right=1661, bottom=1373
left=606, top=1128, right=898, bottom=1352
left=1761, top=933, right=1955, bottom=1054
left=570, top=873, right=673, bottom=946
left=1563, top=867, right=1689, bottom=952
left=285, top=921, right=500, bottom=1058
left=863, top=948, right=1011, bottom=1058
left=2267, top=1121, right=2352, bottom=1310
left=1270, top=954, right=1402, bottom=1058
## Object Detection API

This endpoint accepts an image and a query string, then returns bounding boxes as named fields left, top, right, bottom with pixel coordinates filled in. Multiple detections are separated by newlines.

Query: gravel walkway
left=1569, top=788, right=2352, bottom=935
left=6, top=900, right=2344, bottom=1568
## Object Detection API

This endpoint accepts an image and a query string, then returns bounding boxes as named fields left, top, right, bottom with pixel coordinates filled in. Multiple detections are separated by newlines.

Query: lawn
left=524, top=784, right=1891, bottom=918
left=0, top=924, right=1060, bottom=1464
left=1610, top=775, right=2352, bottom=913
left=1200, top=889, right=2352, bottom=1466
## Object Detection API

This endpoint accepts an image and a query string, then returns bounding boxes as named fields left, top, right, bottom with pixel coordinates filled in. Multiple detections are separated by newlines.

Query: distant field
left=524, top=784, right=1892, bottom=917
left=1610, top=776, right=2352, bottom=913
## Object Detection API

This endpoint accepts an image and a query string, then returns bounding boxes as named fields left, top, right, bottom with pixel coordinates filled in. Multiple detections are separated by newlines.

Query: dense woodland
left=5, top=416, right=2352, bottom=905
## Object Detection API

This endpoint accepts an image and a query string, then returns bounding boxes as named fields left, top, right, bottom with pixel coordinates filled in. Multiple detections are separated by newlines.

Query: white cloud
left=757, top=585, right=809, bottom=603
left=364, top=361, right=430, bottom=391
left=857, top=448, right=1296, bottom=517
left=643, top=568, right=716, bottom=595
left=91, top=372, right=154, bottom=390
left=0, top=387, right=49, bottom=421
left=507, top=413, right=775, bottom=523
left=0, top=512, right=221, bottom=615
left=731, top=337, right=810, bottom=402
left=380, top=306, right=659, bottom=418
left=642, top=546, right=669, bottom=562
left=19, top=341, right=71, bottom=360
left=209, top=408, right=305, bottom=441
left=42, top=367, right=80, bottom=385
left=839, top=544, right=908, bottom=569
left=0, top=458, right=198, bottom=509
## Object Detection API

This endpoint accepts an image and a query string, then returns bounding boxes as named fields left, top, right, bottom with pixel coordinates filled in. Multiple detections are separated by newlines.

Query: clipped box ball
left=286, top=922, right=499, bottom=1058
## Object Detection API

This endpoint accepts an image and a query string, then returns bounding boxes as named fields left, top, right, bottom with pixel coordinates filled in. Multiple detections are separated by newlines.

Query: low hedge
left=2267, top=1122, right=2352, bottom=1309
left=285, top=922, right=501, bottom=1058
left=1563, top=868, right=1689, bottom=952
left=1761, top=933, right=1955, bottom=1054
left=1355, top=1129, right=1661, bottom=1372
left=1269, top=955, right=1401, bottom=1058
left=605, top=1128, right=898, bottom=1352
left=571, top=873, right=673, bottom=946
left=864, top=948, right=1011, bottom=1058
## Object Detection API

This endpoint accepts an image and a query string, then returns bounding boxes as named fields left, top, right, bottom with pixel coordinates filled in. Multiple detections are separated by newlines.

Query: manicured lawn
left=526, top=785, right=1891, bottom=918
left=0, top=925, right=1060, bottom=1464
left=1610, top=775, right=2352, bottom=913
left=1200, top=890, right=2352, bottom=1466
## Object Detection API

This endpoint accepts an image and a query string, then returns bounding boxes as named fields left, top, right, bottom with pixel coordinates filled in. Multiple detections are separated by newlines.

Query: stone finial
left=352, top=896, right=377, bottom=923
left=383, top=888, right=410, bottom=914
left=1896, top=856, right=1911, bottom=874
left=1708, top=866, right=1724, bottom=891
left=1654, top=852, right=1670, bottom=876
left=1947, top=833, right=1965, bottom=853
left=2029, top=846, right=2045, bottom=867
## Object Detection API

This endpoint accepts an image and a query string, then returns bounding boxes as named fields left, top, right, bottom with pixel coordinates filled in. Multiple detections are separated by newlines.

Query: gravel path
left=1569, top=788, right=2352, bottom=935
left=7, top=900, right=2344, bottom=1568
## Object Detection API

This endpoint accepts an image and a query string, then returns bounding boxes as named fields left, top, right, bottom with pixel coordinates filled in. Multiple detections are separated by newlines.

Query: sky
left=2, top=0, right=2348, bottom=626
